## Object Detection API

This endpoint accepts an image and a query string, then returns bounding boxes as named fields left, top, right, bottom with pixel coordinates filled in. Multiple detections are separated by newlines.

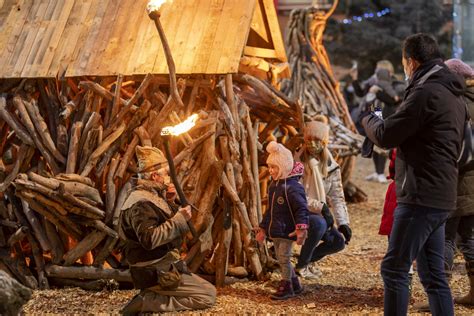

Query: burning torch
left=147, top=0, right=184, bottom=108
left=147, top=1, right=197, bottom=239
left=161, top=114, right=199, bottom=239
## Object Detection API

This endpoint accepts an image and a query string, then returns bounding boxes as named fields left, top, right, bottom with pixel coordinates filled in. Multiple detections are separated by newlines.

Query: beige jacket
left=302, top=151, right=350, bottom=226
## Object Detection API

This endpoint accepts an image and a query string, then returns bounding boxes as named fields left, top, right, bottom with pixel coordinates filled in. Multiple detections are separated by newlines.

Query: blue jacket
left=259, top=176, right=309, bottom=240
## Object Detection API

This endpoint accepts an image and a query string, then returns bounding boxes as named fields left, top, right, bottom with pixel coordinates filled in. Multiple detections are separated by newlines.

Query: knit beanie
left=266, top=141, right=294, bottom=180
left=303, top=115, right=330, bottom=143
left=445, top=59, right=474, bottom=79
left=136, top=146, right=168, bottom=173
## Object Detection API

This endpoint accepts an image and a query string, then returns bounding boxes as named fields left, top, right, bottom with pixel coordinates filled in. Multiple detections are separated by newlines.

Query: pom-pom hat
left=266, top=141, right=294, bottom=180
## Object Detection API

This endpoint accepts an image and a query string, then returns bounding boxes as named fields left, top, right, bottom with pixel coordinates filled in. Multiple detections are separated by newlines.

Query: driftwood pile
left=0, top=72, right=305, bottom=290
left=281, top=3, right=367, bottom=201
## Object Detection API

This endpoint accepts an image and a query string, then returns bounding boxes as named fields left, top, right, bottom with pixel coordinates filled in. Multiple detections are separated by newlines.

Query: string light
left=342, top=8, right=391, bottom=24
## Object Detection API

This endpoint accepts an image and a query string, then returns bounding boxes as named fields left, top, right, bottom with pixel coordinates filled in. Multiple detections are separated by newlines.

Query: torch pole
left=162, top=135, right=198, bottom=239
left=148, top=11, right=185, bottom=108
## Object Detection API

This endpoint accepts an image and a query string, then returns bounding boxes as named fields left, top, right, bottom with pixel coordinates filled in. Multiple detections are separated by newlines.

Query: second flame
left=161, top=114, right=198, bottom=136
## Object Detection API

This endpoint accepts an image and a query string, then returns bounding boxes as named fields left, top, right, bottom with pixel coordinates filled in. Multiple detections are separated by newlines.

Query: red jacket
left=379, top=149, right=396, bottom=235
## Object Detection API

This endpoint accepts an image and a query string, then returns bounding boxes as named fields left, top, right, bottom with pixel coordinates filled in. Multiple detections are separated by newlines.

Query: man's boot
left=291, top=276, right=304, bottom=295
left=271, top=280, right=294, bottom=300
left=120, top=292, right=144, bottom=315
left=455, top=261, right=474, bottom=305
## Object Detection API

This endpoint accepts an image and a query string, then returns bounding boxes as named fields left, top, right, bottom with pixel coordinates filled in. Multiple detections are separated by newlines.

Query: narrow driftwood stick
left=43, top=219, right=64, bottom=265
left=240, top=126, right=259, bottom=228
left=78, top=112, right=101, bottom=155
left=105, top=155, right=120, bottom=224
left=78, top=81, right=128, bottom=107
left=108, top=74, right=124, bottom=127
left=112, top=180, right=132, bottom=228
left=27, top=230, right=49, bottom=289
left=215, top=198, right=232, bottom=287
left=79, top=127, right=100, bottom=173
left=66, top=122, right=82, bottom=173
left=56, top=124, right=69, bottom=157
left=0, top=144, right=28, bottom=192
left=45, top=264, right=131, bottom=282
left=246, top=114, right=262, bottom=223
left=0, top=96, right=34, bottom=145
left=185, top=79, right=201, bottom=116
left=231, top=207, right=244, bottom=266
left=81, top=122, right=126, bottom=177
left=49, top=277, right=118, bottom=291
left=12, top=96, right=60, bottom=174
left=21, top=198, right=51, bottom=252
left=55, top=173, right=94, bottom=187
left=225, top=74, right=240, bottom=140
left=63, top=230, right=107, bottom=266
left=172, top=130, right=214, bottom=168
left=7, top=226, right=28, bottom=246
left=115, top=136, right=139, bottom=179
left=83, top=219, right=118, bottom=239
left=95, top=140, right=121, bottom=178
left=134, top=126, right=152, bottom=147
left=93, top=236, right=119, bottom=267
left=23, top=99, right=66, bottom=163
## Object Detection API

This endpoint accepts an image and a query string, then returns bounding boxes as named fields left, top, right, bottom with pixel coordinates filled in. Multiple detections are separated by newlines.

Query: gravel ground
left=22, top=157, right=474, bottom=315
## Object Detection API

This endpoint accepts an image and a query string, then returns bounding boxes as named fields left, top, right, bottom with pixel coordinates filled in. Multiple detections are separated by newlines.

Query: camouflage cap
left=135, top=146, right=168, bottom=173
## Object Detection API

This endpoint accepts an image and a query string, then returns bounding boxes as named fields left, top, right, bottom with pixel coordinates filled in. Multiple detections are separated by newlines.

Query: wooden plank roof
left=0, top=0, right=268, bottom=78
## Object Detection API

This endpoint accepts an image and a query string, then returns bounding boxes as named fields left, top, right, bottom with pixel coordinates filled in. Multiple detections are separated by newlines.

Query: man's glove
left=289, top=228, right=308, bottom=246
left=338, top=224, right=352, bottom=244
left=321, top=203, right=334, bottom=229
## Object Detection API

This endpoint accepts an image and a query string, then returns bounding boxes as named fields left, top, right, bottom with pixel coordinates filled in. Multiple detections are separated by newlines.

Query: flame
left=147, top=0, right=170, bottom=14
left=161, top=114, right=198, bottom=136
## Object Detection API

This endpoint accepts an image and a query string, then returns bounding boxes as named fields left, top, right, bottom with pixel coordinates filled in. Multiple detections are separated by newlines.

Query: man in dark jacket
left=120, top=146, right=216, bottom=314
left=361, top=34, right=467, bottom=316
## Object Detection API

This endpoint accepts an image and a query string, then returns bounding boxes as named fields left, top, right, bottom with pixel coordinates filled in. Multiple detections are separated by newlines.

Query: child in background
left=256, top=141, right=309, bottom=300
left=379, top=149, right=414, bottom=289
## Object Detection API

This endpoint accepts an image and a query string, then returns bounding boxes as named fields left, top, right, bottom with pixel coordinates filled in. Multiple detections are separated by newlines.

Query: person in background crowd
left=361, top=33, right=467, bottom=316
left=293, top=115, right=351, bottom=280
left=256, top=141, right=309, bottom=300
left=120, top=146, right=216, bottom=314
left=351, top=60, right=405, bottom=183
left=415, top=58, right=474, bottom=311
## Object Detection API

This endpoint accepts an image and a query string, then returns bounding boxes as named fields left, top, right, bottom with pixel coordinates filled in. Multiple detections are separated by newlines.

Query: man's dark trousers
left=381, top=203, right=454, bottom=316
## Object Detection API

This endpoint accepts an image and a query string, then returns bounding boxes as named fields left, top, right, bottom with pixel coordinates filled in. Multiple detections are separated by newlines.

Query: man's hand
left=256, top=228, right=266, bottom=244
left=178, top=205, right=192, bottom=221
left=289, top=229, right=308, bottom=246
left=338, top=224, right=352, bottom=244
left=166, top=183, right=177, bottom=202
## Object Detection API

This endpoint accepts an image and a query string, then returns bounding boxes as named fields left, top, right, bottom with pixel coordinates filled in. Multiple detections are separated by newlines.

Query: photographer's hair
left=402, top=33, right=442, bottom=64
left=376, top=60, right=394, bottom=76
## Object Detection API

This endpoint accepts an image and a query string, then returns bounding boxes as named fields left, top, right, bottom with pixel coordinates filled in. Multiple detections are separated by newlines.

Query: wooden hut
left=0, top=0, right=360, bottom=289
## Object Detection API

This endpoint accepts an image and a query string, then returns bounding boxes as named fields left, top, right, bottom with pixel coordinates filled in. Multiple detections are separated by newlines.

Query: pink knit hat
left=445, top=59, right=474, bottom=79
left=266, top=141, right=294, bottom=179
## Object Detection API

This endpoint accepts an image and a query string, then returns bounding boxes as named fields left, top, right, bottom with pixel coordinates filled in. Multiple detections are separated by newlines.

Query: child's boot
left=291, top=276, right=304, bottom=295
left=271, top=280, right=294, bottom=300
